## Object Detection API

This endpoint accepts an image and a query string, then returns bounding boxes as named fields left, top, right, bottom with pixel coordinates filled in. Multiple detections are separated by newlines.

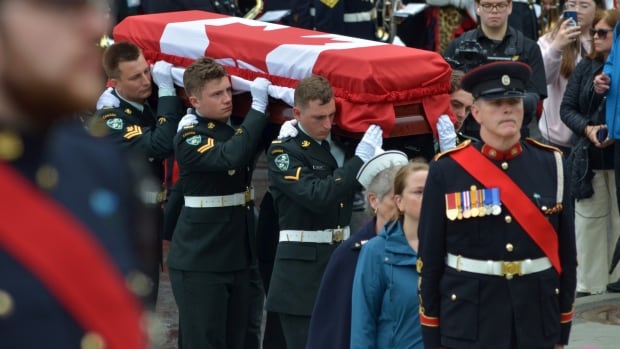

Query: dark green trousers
left=169, top=268, right=250, bottom=349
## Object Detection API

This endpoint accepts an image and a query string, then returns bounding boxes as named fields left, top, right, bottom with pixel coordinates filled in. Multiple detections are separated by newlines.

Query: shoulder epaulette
left=434, top=139, right=472, bottom=161
left=526, top=138, right=563, bottom=156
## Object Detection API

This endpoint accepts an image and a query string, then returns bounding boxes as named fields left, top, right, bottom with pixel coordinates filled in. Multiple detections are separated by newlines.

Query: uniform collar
left=481, top=142, right=523, bottom=161
left=113, top=89, right=144, bottom=112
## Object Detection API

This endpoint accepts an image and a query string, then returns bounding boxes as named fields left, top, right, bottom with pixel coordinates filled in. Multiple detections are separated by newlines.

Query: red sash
left=0, top=162, right=146, bottom=349
left=449, top=145, right=562, bottom=274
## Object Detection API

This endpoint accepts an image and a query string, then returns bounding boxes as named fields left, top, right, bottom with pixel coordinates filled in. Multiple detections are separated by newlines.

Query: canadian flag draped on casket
left=113, top=10, right=453, bottom=136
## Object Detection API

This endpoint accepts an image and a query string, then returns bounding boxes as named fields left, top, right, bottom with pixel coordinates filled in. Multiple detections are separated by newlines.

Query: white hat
left=356, top=150, right=409, bottom=189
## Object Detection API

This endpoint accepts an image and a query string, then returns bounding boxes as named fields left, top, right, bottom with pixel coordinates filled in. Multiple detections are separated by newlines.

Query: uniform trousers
left=575, top=169, right=620, bottom=293
left=278, top=313, right=310, bottom=349
left=245, top=264, right=264, bottom=349
left=169, top=267, right=250, bottom=349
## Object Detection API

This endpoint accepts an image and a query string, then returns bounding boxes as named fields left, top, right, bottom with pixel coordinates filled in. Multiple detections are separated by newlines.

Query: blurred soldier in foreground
left=0, top=1, right=154, bottom=348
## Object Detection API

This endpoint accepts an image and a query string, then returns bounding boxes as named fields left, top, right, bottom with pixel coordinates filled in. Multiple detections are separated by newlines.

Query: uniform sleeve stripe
left=560, top=308, right=574, bottom=323
left=420, top=312, right=440, bottom=327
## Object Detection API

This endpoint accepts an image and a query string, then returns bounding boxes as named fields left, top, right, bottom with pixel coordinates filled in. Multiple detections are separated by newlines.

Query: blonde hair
left=390, top=158, right=429, bottom=221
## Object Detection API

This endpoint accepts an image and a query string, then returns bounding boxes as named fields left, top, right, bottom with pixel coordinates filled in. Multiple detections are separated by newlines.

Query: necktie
left=141, top=103, right=156, bottom=127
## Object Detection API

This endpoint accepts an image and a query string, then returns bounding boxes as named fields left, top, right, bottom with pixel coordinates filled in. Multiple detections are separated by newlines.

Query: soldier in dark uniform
left=265, top=75, right=384, bottom=349
left=418, top=62, right=577, bottom=349
left=167, top=57, right=271, bottom=349
left=444, top=0, right=548, bottom=138
left=0, top=0, right=154, bottom=347
left=314, top=0, right=378, bottom=40
left=94, top=41, right=183, bottom=307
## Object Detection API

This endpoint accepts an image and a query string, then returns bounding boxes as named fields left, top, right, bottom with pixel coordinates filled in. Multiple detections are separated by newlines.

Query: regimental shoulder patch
left=157, top=117, right=166, bottom=125
left=434, top=139, right=472, bottom=161
left=186, top=135, right=202, bottom=146
left=197, top=138, right=215, bottom=153
left=274, top=153, right=290, bottom=171
left=106, top=118, right=124, bottom=130
left=526, top=138, right=563, bottom=156
left=123, top=125, right=143, bottom=139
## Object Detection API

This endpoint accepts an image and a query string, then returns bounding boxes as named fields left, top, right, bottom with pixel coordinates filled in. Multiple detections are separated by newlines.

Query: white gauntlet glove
left=355, top=124, right=383, bottom=162
left=152, top=60, right=175, bottom=96
left=250, top=77, right=272, bottom=113
left=277, top=119, right=298, bottom=139
left=96, top=87, right=120, bottom=110
left=177, top=108, right=199, bottom=132
left=437, top=114, right=457, bottom=152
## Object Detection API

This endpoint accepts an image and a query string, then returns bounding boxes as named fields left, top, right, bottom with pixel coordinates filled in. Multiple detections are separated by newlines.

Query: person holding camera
left=560, top=8, right=620, bottom=297
left=538, top=0, right=605, bottom=156
left=444, top=0, right=547, bottom=138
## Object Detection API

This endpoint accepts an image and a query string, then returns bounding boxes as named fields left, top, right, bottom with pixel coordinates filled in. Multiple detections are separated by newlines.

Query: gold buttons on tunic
left=504, top=215, right=512, bottom=224
left=555, top=288, right=560, bottom=295
left=0, top=290, right=14, bottom=318
left=126, top=271, right=153, bottom=297
left=0, top=131, right=24, bottom=161
left=501, top=162, right=509, bottom=170
left=451, top=294, right=457, bottom=301
left=505, top=243, right=514, bottom=252
left=80, top=332, right=105, bottom=349
left=36, top=165, right=59, bottom=190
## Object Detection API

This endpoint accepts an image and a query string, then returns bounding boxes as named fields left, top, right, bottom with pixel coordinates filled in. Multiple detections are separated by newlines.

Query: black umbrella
left=610, top=235, right=620, bottom=274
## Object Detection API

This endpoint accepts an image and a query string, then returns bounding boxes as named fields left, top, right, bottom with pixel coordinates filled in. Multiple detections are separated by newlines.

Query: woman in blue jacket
left=351, top=160, right=427, bottom=349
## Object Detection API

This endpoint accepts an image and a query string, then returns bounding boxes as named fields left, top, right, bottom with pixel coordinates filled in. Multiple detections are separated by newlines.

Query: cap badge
left=301, top=140, right=311, bottom=148
left=207, top=122, right=215, bottom=129
left=501, top=74, right=510, bottom=86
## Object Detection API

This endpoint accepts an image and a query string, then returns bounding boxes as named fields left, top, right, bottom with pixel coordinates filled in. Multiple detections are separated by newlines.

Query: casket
left=113, top=10, right=453, bottom=138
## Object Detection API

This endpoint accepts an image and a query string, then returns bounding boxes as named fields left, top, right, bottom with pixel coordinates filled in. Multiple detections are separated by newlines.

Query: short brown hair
left=294, top=75, right=333, bottom=110
left=183, top=57, right=228, bottom=97
left=450, top=69, right=465, bottom=94
left=102, top=41, right=142, bottom=79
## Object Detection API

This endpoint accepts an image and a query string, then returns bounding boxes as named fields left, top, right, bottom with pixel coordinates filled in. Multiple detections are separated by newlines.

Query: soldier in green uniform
left=167, top=57, right=272, bottom=349
left=265, top=75, right=384, bottom=349
left=94, top=41, right=183, bottom=306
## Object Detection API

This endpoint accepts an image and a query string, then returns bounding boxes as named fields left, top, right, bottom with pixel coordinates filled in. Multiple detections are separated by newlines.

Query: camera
left=449, top=40, right=514, bottom=72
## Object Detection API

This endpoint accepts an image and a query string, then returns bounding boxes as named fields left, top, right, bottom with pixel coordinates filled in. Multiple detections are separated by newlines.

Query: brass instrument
left=376, top=0, right=401, bottom=43
left=243, top=0, right=264, bottom=20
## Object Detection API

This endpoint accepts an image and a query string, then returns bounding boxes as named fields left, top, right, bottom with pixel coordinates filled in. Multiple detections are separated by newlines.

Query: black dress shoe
left=607, top=279, right=620, bottom=292
left=576, top=291, right=591, bottom=298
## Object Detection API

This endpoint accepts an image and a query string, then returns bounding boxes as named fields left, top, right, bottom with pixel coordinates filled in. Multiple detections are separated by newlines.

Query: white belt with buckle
left=279, top=226, right=351, bottom=243
left=446, top=253, right=552, bottom=279
left=184, top=188, right=255, bottom=208
left=344, top=8, right=377, bottom=23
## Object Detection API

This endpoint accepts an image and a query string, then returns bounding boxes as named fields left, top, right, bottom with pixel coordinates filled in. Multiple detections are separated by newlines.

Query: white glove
left=151, top=60, right=174, bottom=90
left=277, top=119, right=298, bottom=139
left=437, top=114, right=457, bottom=152
left=355, top=124, right=383, bottom=162
left=177, top=108, right=199, bottom=132
left=250, top=77, right=272, bottom=113
left=96, top=87, right=120, bottom=110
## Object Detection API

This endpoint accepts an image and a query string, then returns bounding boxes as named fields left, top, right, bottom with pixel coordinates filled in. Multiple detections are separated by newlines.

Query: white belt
left=344, top=8, right=377, bottom=23
left=279, top=226, right=351, bottom=244
left=184, top=188, right=254, bottom=208
left=446, top=253, right=552, bottom=280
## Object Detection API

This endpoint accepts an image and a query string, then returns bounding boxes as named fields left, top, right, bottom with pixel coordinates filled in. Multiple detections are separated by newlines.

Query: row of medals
left=445, top=185, right=501, bottom=221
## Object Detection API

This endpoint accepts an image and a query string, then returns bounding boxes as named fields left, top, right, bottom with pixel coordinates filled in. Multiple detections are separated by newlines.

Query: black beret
left=461, top=61, right=532, bottom=100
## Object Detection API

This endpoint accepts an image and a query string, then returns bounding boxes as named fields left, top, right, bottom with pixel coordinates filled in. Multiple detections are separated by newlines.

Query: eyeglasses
left=590, top=28, right=612, bottom=39
left=479, top=2, right=510, bottom=12
left=565, top=1, right=594, bottom=11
